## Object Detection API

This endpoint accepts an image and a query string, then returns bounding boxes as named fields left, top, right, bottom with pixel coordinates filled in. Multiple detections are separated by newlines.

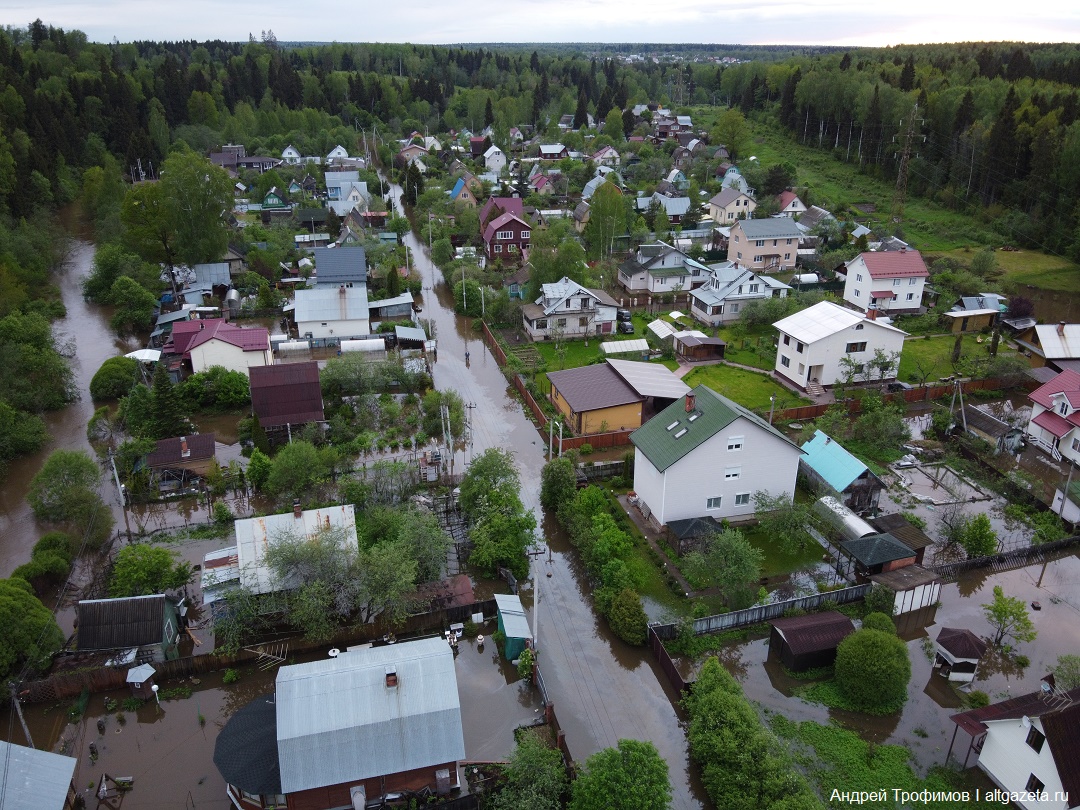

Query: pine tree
left=149, top=361, right=185, bottom=440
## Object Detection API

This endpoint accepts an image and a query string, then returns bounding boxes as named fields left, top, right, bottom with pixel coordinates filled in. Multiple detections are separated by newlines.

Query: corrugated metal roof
left=234, top=505, right=357, bottom=595
left=395, top=325, right=428, bottom=343
left=370, top=292, right=415, bottom=311
left=311, top=246, right=367, bottom=285
left=630, top=384, right=799, bottom=472
left=733, top=219, right=802, bottom=240
left=800, top=430, right=868, bottom=493
left=494, top=593, right=532, bottom=641
left=294, top=285, right=370, bottom=325
left=773, top=301, right=906, bottom=344
left=1029, top=368, right=1080, bottom=409
left=607, top=359, right=690, bottom=400
left=249, top=362, right=325, bottom=427
left=859, top=249, right=929, bottom=279
left=600, top=339, right=649, bottom=355
left=194, top=262, right=231, bottom=286
left=275, top=637, right=464, bottom=793
left=76, top=594, right=173, bottom=650
left=547, top=364, right=641, bottom=413
left=769, top=611, right=854, bottom=656
left=0, top=740, right=77, bottom=810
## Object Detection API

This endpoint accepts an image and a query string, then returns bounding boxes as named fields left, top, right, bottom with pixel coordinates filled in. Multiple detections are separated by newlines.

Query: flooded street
left=0, top=241, right=139, bottom=578
left=393, top=186, right=709, bottom=808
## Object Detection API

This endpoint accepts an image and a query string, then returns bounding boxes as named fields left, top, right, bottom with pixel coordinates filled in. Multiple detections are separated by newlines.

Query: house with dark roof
left=162, top=319, right=272, bottom=377
left=768, top=611, right=855, bottom=672
left=933, top=627, right=988, bottom=683
left=945, top=293, right=1008, bottom=333
left=949, top=685, right=1080, bottom=807
left=310, top=246, right=368, bottom=288
left=1025, top=368, right=1080, bottom=462
left=547, top=359, right=690, bottom=434
left=799, top=430, right=885, bottom=513
left=482, top=211, right=531, bottom=263
left=727, top=219, right=801, bottom=273
left=0, top=740, right=78, bottom=810
left=522, top=276, right=617, bottom=341
left=76, top=594, right=183, bottom=662
left=837, top=532, right=917, bottom=583
left=869, top=512, right=933, bottom=566
left=617, top=242, right=711, bottom=297
left=842, top=248, right=929, bottom=314
left=538, top=143, right=569, bottom=161
left=146, top=433, right=217, bottom=490
left=629, top=386, right=803, bottom=527
left=250, top=361, right=325, bottom=433
left=215, top=638, right=465, bottom=810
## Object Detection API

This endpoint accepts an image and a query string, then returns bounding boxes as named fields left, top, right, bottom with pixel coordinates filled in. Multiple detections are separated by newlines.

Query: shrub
left=212, top=501, right=233, bottom=524
left=965, top=690, right=990, bottom=708
left=607, top=588, right=648, bottom=646
left=833, top=628, right=910, bottom=713
left=579, top=443, right=594, bottom=455
left=862, top=612, right=896, bottom=634
left=222, top=668, right=240, bottom=685
left=863, top=584, right=896, bottom=616
left=517, top=648, right=534, bottom=680
left=89, top=357, right=139, bottom=400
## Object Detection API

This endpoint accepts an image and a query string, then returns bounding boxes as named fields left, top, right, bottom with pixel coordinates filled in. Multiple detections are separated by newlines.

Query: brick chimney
left=685, top=392, right=696, bottom=412
left=867, top=308, right=878, bottom=321
left=899, top=245, right=907, bottom=253
left=293, top=498, right=302, bottom=519
left=180, top=436, right=190, bottom=458
left=1058, top=321, right=1066, bottom=336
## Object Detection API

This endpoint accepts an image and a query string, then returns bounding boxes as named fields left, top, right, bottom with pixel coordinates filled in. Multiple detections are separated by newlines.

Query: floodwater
left=680, top=551, right=1080, bottom=775
left=393, top=185, right=709, bottom=809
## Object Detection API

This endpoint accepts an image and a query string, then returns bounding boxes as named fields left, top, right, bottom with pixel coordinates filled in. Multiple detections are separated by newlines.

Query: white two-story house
left=521, top=277, right=618, bottom=341
left=842, top=248, right=929, bottom=314
left=773, top=301, right=907, bottom=390
left=618, top=242, right=710, bottom=297
left=689, top=263, right=791, bottom=327
left=727, top=219, right=802, bottom=273
left=630, top=386, right=803, bottom=528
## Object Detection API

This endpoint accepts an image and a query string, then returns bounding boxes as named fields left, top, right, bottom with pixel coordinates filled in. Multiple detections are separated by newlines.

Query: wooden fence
left=930, top=535, right=1080, bottom=582
left=648, top=625, right=689, bottom=696
left=650, top=584, right=871, bottom=640
left=481, top=320, right=508, bottom=366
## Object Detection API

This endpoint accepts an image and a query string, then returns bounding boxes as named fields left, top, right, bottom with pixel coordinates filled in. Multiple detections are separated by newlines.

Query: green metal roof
left=630, top=384, right=798, bottom=472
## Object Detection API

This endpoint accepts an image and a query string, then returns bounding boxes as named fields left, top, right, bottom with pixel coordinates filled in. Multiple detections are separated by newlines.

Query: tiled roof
left=77, top=594, right=173, bottom=650
left=1028, top=368, right=1080, bottom=409
left=769, top=611, right=855, bottom=655
left=146, top=434, right=216, bottom=468
left=935, top=627, right=988, bottom=661
left=859, top=249, right=929, bottom=279
left=249, top=362, right=325, bottom=427
left=548, top=364, right=641, bottom=413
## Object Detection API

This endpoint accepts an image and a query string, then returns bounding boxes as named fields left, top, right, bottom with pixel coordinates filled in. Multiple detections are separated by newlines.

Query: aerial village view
left=1, top=7, right=1080, bottom=810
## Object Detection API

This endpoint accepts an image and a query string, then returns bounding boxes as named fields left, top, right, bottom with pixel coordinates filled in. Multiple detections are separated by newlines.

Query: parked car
left=616, top=309, right=632, bottom=322
left=617, top=321, right=635, bottom=334
left=886, top=381, right=913, bottom=393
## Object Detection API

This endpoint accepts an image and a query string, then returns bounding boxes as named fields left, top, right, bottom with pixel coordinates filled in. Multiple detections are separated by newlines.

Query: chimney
left=899, top=246, right=906, bottom=253
left=293, top=498, right=302, bottom=519
left=339, top=284, right=346, bottom=295
left=385, top=666, right=398, bottom=688
left=867, top=308, right=877, bottom=321
left=1058, top=321, right=1066, bottom=336
left=180, top=436, right=190, bottom=458
left=685, top=393, right=696, bottom=413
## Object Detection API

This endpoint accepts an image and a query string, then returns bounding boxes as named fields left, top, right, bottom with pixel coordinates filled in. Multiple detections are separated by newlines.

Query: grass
left=682, top=364, right=810, bottom=411
left=797, top=679, right=905, bottom=716
left=744, top=526, right=824, bottom=578
left=769, top=715, right=1005, bottom=810
left=934, top=247, right=1080, bottom=292
left=897, top=333, right=977, bottom=383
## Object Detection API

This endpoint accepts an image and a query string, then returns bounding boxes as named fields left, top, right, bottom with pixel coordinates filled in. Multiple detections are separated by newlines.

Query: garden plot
left=891, top=462, right=991, bottom=505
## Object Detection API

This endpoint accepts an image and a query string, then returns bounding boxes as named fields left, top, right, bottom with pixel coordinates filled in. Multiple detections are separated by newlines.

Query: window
left=1073, top=436, right=1080, bottom=452
left=786, top=238, right=793, bottom=245
left=846, top=342, right=867, bottom=353
left=707, top=496, right=722, bottom=509
left=909, top=277, right=918, bottom=285
left=783, top=335, right=790, bottom=346
left=565, top=300, right=572, bottom=308
left=582, top=298, right=593, bottom=309
left=556, top=318, right=566, bottom=327
left=737, top=251, right=742, bottom=259
left=1025, top=774, right=1045, bottom=795
left=784, top=253, right=791, bottom=260
left=754, top=255, right=763, bottom=263
left=579, top=317, right=588, bottom=327
left=755, top=239, right=765, bottom=247
left=796, top=342, right=804, bottom=353
left=734, top=234, right=740, bottom=242
left=724, top=467, right=741, bottom=480
left=1026, top=726, right=1046, bottom=753
left=855, top=323, right=864, bottom=330
left=856, top=273, right=863, bottom=282
left=536, top=319, right=548, bottom=329
left=749, top=284, right=760, bottom=293
left=727, top=436, right=743, bottom=451
left=508, top=244, right=517, bottom=253
left=494, top=244, right=502, bottom=253
left=853, top=289, right=861, bottom=297
left=893, top=278, right=901, bottom=287
left=906, top=293, right=914, bottom=300
left=781, top=355, right=790, bottom=368
left=1059, top=401, right=1069, bottom=416
left=496, top=229, right=513, bottom=239
left=730, top=303, right=739, bottom=313
left=734, top=493, right=750, bottom=506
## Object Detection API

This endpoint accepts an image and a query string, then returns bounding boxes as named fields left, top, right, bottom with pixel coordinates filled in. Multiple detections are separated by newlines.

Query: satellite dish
left=1021, top=715, right=1032, bottom=729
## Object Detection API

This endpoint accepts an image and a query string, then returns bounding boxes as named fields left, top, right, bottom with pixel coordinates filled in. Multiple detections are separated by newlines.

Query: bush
left=833, top=628, right=911, bottom=713
left=607, top=588, right=648, bottom=646
left=579, top=443, right=594, bottom=455
left=965, top=690, right=990, bottom=708
left=863, top=584, right=896, bottom=616
left=89, top=357, right=139, bottom=400
left=222, top=668, right=240, bottom=685
left=862, top=612, right=896, bottom=634
left=517, top=648, right=535, bottom=680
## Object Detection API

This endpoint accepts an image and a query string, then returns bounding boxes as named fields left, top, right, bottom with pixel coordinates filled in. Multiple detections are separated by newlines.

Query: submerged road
left=389, top=186, right=706, bottom=809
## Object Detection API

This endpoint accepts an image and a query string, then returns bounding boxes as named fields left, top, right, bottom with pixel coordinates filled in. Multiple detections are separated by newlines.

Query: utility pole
left=464, top=402, right=477, bottom=464
left=9, top=682, right=33, bottom=748
left=891, top=103, right=923, bottom=229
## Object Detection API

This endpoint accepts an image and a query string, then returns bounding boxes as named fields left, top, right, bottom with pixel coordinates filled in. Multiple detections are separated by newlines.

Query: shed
left=800, top=431, right=884, bottom=513
left=838, top=533, right=917, bottom=583
left=674, top=334, right=726, bottom=362
left=934, top=627, right=989, bottom=683
left=869, top=564, right=942, bottom=615
left=870, top=513, right=933, bottom=566
left=145, top=433, right=217, bottom=480
left=494, top=593, right=532, bottom=661
left=249, top=361, right=325, bottom=429
left=0, top=740, right=77, bottom=810
left=126, top=662, right=158, bottom=699
left=768, top=611, right=855, bottom=672
left=76, top=594, right=182, bottom=661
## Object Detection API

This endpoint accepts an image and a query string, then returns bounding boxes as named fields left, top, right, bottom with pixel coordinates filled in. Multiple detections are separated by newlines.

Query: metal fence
left=650, top=584, right=871, bottom=640
left=931, top=536, right=1080, bottom=582
left=648, top=626, right=689, bottom=695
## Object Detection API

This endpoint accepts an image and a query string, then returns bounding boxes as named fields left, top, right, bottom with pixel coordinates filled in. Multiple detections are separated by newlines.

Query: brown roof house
left=76, top=594, right=183, bottom=663
left=768, top=611, right=855, bottom=672
left=933, top=627, right=988, bottom=683
left=250, top=362, right=325, bottom=439
left=145, top=433, right=217, bottom=493
left=949, top=685, right=1080, bottom=804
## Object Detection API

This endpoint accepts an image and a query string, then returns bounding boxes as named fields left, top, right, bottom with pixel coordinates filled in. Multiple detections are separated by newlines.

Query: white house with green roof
left=629, top=385, right=803, bottom=527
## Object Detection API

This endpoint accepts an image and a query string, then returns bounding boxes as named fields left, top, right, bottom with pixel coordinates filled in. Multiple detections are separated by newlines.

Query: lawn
left=714, top=324, right=776, bottom=370
left=934, top=247, right=1080, bottom=292
left=682, top=364, right=810, bottom=411
left=896, top=333, right=996, bottom=383
left=743, top=526, right=823, bottom=579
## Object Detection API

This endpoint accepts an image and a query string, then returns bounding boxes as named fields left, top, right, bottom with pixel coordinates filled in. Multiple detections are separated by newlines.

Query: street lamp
left=769, top=394, right=776, bottom=425
left=151, top=684, right=160, bottom=706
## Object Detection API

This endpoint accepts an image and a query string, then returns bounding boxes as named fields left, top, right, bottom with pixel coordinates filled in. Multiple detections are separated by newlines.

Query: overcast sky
left=2, top=1, right=1079, bottom=47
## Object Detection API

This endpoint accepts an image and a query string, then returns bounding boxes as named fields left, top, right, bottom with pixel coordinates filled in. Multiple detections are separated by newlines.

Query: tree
left=570, top=739, right=671, bottom=810
left=862, top=612, right=896, bottom=634
left=540, top=457, right=577, bottom=512
left=28, top=450, right=101, bottom=524
left=958, top=513, right=997, bottom=558
left=607, top=588, right=648, bottom=646
left=384, top=264, right=402, bottom=297
left=90, top=356, right=139, bottom=400
left=1052, top=654, right=1080, bottom=690
left=682, top=528, right=763, bottom=605
left=864, top=584, right=896, bottom=616
left=833, top=628, right=911, bottom=713
left=148, top=361, right=187, bottom=439
left=108, top=276, right=159, bottom=334
left=265, top=440, right=326, bottom=500
left=160, top=150, right=234, bottom=267
left=121, top=180, right=177, bottom=272
left=109, top=544, right=193, bottom=597
left=491, top=727, right=567, bottom=810
left=0, top=577, right=64, bottom=680
left=247, top=448, right=272, bottom=491
left=583, top=182, right=627, bottom=260
left=752, top=490, right=813, bottom=554
left=982, top=585, right=1037, bottom=647
left=387, top=214, right=410, bottom=243
left=603, top=107, right=624, bottom=142
left=431, top=237, right=453, bottom=267
left=710, top=108, right=750, bottom=161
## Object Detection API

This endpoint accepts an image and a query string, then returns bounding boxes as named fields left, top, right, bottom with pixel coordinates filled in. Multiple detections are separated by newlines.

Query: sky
left=1, top=0, right=1079, bottom=46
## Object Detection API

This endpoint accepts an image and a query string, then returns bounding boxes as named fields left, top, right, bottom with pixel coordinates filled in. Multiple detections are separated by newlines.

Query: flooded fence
left=930, top=535, right=1080, bottom=582
left=648, top=625, right=689, bottom=696
left=650, top=584, right=871, bottom=640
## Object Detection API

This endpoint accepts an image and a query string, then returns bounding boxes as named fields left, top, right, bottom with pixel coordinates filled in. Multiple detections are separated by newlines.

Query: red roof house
left=164, top=319, right=272, bottom=376
left=482, top=212, right=531, bottom=264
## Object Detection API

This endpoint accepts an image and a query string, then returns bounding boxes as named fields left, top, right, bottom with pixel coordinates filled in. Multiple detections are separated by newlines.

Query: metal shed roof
left=800, top=430, right=868, bottom=493
left=600, top=339, right=649, bottom=355
left=293, top=285, right=370, bottom=325
left=607, top=359, right=690, bottom=400
left=494, top=593, right=532, bottom=641
left=0, top=740, right=76, bottom=810
left=275, top=637, right=464, bottom=794
left=395, top=325, right=428, bottom=343
left=311, top=246, right=367, bottom=285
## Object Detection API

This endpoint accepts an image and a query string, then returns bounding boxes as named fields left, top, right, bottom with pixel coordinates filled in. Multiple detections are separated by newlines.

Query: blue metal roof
left=800, top=430, right=868, bottom=493
left=0, top=740, right=76, bottom=810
